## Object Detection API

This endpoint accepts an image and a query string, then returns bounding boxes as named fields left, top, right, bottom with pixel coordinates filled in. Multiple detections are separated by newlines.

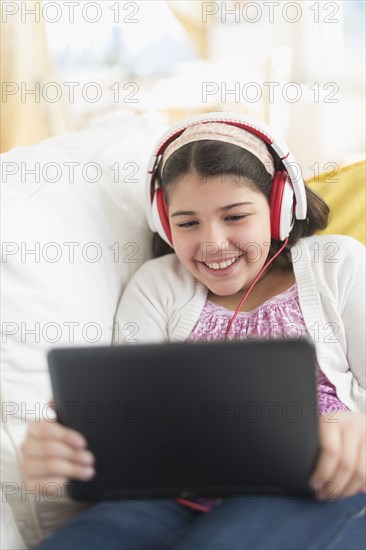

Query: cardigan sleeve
left=112, top=259, right=169, bottom=345
left=292, top=235, right=365, bottom=412
left=320, top=235, right=366, bottom=410
left=112, top=253, right=200, bottom=346
left=339, top=237, right=366, bottom=391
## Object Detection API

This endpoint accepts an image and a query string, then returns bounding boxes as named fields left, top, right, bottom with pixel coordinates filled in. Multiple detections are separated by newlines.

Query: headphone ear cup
left=270, top=171, right=283, bottom=240
left=153, top=187, right=173, bottom=247
left=270, top=171, right=295, bottom=241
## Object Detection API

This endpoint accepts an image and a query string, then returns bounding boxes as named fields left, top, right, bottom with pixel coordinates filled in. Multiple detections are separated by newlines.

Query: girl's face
left=168, top=171, right=272, bottom=297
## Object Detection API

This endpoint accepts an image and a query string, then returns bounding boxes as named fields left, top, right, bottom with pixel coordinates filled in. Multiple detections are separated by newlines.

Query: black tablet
left=47, top=338, right=319, bottom=501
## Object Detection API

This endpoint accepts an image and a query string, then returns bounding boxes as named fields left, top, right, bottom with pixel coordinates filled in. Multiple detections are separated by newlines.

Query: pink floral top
left=175, top=283, right=354, bottom=513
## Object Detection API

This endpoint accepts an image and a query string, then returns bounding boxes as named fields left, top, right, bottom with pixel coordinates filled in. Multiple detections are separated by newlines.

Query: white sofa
left=3, top=113, right=364, bottom=549
left=0, top=113, right=168, bottom=549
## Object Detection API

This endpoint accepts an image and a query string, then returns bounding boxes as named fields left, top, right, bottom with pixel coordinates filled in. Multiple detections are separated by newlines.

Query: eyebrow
left=170, top=202, right=254, bottom=218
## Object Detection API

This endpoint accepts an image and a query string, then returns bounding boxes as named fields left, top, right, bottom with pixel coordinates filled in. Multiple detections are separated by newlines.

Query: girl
left=21, top=112, right=365, bottom=549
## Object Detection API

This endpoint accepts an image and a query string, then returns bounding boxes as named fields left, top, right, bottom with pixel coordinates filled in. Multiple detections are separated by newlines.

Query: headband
left=161, top=121, right=275, bottom=177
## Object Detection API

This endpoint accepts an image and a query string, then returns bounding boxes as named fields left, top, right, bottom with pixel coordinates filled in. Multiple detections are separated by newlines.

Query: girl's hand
left=309, top=411, right=366, bottom=500
left=20, top=418, right=95, bottom=497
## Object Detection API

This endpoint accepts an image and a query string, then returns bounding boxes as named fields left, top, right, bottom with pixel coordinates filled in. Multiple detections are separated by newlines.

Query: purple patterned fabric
left=176, top=283, right=363, bottom=513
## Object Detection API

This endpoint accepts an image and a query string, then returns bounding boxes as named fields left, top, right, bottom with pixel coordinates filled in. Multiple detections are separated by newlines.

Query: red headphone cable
left=174, top=239, right=289, bottom=512
left=225, top=237, right=289, bottom=340
left=175, top=498, right=212, bottom=512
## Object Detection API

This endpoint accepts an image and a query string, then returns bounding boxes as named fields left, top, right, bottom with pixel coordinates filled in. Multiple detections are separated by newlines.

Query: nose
left=199, top=221, right=231, bottom=262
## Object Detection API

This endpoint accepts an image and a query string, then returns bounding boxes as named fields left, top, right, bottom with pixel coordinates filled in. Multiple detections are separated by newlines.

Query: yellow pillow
left=306, top=160, right=366, bottom=245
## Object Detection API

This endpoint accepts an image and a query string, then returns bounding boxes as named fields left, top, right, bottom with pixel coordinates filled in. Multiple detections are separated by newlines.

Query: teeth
left=205, top=257, right=238, bottom=270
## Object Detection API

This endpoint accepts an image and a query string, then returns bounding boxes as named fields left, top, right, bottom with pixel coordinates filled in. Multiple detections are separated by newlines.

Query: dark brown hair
left=152, top=139, right=330, bottom=270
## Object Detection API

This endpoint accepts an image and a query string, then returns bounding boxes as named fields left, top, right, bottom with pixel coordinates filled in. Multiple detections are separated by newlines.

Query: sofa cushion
left=0, top=112, right=167, bottom=548
left=306, top=160, right=365, bottom=245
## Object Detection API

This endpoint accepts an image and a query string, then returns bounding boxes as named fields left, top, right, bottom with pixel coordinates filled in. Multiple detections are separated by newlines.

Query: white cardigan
left=114, top=235, right=365, bottom=414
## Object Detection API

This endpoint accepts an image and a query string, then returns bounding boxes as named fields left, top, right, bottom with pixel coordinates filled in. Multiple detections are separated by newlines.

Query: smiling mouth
left=200, top=255, right=243, bottom=271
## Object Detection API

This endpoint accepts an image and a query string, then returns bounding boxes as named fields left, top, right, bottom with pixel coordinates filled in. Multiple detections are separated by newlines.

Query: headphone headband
left=145, top=112, right=307, bottom=245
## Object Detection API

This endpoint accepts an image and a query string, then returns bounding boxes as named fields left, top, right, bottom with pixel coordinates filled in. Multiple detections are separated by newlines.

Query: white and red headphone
left=145, top=111, right=307, bottom=247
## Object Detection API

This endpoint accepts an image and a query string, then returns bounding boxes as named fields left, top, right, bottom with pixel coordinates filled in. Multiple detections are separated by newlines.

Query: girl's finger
left=310, top=415, right=342, bottom=493
left=318, top=422, right=357, bottom=500
left=329, top=422, right=361, bottom=498
left=22, top=438, right=94, bottom=466
left=340, top=434, right=366, bottom=498
left=26, top=421, right=87, bottom=449
left=23, top=456, right=95, bottom=481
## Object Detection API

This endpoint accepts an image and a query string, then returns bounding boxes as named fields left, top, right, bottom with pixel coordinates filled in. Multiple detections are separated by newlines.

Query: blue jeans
left=37, top=493, right=366, bottom=550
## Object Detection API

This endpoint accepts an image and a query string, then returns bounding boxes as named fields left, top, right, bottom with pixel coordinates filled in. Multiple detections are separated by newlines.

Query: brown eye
left=177, top=221, right=197, bottom=228
left=226, top=215, right=248, bottom=221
